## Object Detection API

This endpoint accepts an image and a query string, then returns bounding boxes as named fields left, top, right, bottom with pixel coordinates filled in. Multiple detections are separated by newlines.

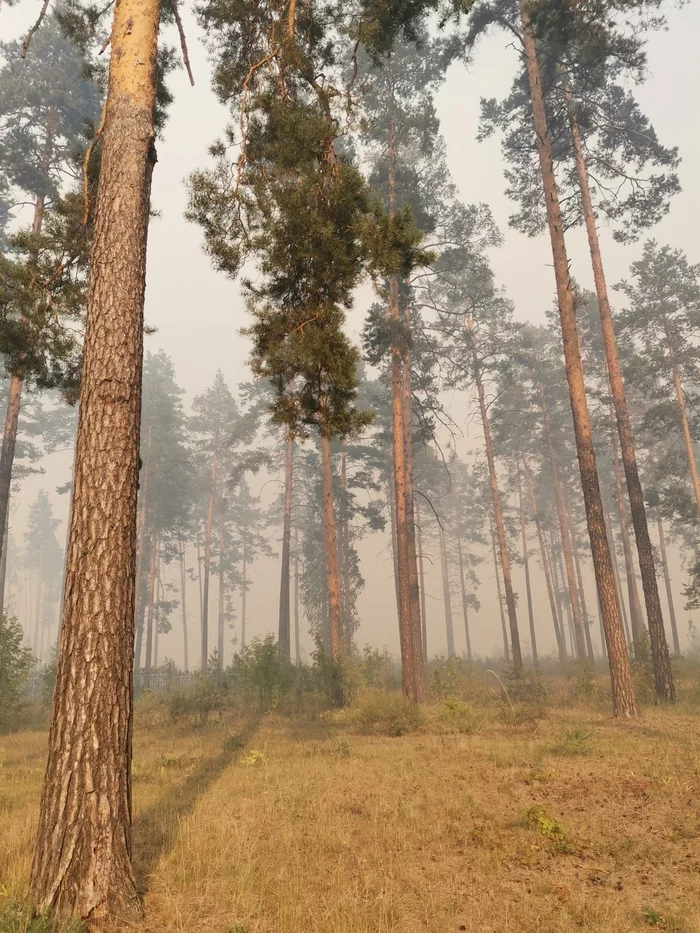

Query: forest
left=0, top=0, right=699, bottom=931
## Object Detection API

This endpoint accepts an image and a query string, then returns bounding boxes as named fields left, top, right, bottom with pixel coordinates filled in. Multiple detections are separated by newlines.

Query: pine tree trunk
left=387, top=476, right=401, bottom=621
left=517, top=463, right=538, bottom=666
left=179, top=538, right=188, bottom=672
left=550, top=526, right=572, bottom=657
left=490, top=519, right=509, bottom=661
left=471, top=336, right=522, bottom=670
left=522, top=456, right=567, bottom=663
left=438, top=524, right=455, bottom=656
left=217, top=509, right=225, bottom=668
left=0, top=501, right=9, bottom=612
left=566, top=496, right=595, bottom=662
left=415, top=496, right=429, bottom=665
left=294, top=532, right=301, bottom=666
left=340, top=441, right=352, bottom=651
left=320, top=434, right=342, bottom=660
left=657, top=517, right=680, bottom=656
left=566, top=87, right=673, bottom=698
left=605, top=505, right=633, bottom=648
left=132, top=431, right=150, bottom=672
left=241, top=527, right=247, bottom=651
left=34, top=561, right=42, bottom=661
left=610, top=416, right=646, bottom=650
left=539, top=386, right=588, bottom=660
left=153, top=569, right=159, bottom=670
left=518, top=0, right=637, bottom=715
left=456, top=528, right=472, bottom=662
left=30, top=0, right=161, bottom=913
left=668, top=351, right=700, bottom=515
left=144, top=530, right=157, bottom=688
left=201, top=451, right=217, bottom=673
left=278, top=437, right=293, bottom=659
left=403, top=346, right=425, bottom=693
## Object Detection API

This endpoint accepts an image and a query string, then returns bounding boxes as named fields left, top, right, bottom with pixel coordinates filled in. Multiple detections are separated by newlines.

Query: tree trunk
left=471, top=331, right=522, bottom=671
left=241, top=527, right=247, bottom=651
left=320, top=434, right=343, bottom=661
left=30, top=0, right=161, bottom=914
left=201, top=450, right=217, bottom=673
left=517, top=462, right=538, bottom=666
left=278, top=437, right=293, bottom=659
left=605, top=505, right=633, bottom=648
left=179, top=538, right=188, bottom=672
left=144, top=530, right=157, bottom=689
left=438, top=524, right=455, bottom=656
left=403, top=343, right=425, bottom=692
left=0, top=501, right=9, bottom=612
left=610, top=414, right=646, bottom=651
left=522, top=456, right=567, bottom=663
left=667, top=345, right=700, bottom=514
left=340, top=441, right=352, bottom=651
left=518, top=0, right=637, bottom=715
left=566, top=87, right=673, bottom=699
left=456, top=527, right=472, bottom=662
left=133, top=430, right=151, bottom=671
left=34, top=559, right=42, bottom=661
left=490, top=518, right=509, bottom=661
left=657, top=517, right=680, bottom=656
left=550, top=526, right=572, bottom=657
left=566, top=496, right=595, bottom=662
left=293, top=531, right=301, bottom=667
left=153, top=567, right=160, bottom=670
left=217, top=508, right=225, bottom=668
left=539, top=386, right=588, bottom=660
left=415, top=496, right=429, bottom=665
left=387, top=475, right=401, bottom=622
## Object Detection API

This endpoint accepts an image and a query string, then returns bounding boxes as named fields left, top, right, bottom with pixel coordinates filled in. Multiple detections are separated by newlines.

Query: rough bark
left=30, top=0, right=161, bottom=914
left=320, top=434, right=343, bottom=661
left=566, top=88, right=673, bottom=700
left=415, top=496, right=429, bottom=665
left=201, top=450, right=217, bottom=672
left=539, top=386, right=588, bottom=660
left=522, top=456, right=567, bottom=663
left=517, top=463, right=538, bottom=666
left=144, top=531, right=157, bottom=688
left=490, top=518, right=509, bottom=661
left=278, top=437, right=293, bottom=659
left=471, top=327, right=522, bottom=670
left=518, top=0, right=637, bottom=715
left=438, top=524, right=455, bottom=656
left=657, top=517, right=680, bottom=656
left=179, top=538, right=189, bottom=672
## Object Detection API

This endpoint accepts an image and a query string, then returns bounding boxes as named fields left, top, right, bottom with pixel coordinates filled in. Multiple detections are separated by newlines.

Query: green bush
left=230, top=636, right=296, bottom=713
left=347, top=689, right=423, bottom=736
left=433, top=696, right=483, bottom=734
left=0, top=615, right=34, bottom=733
left=167, top=675, right=227, bottom=725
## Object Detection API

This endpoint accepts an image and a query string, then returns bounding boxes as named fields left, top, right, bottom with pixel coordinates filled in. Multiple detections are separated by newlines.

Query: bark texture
left=518, top=0, right=637, bottom=715
left=30, top=0, right=161, bottom=916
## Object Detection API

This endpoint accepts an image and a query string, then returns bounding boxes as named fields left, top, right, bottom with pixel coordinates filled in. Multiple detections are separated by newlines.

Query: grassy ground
left=2, top=694, right=700, bottom=932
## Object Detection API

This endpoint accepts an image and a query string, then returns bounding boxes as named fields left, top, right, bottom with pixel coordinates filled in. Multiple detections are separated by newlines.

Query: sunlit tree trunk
left=517, top=462, right=538, bottom=666
left=415, top=496, right=429, bottom=665
left=320, top=433, right=342, bottom=661
left=144, top=530, right=157, bottom=689
left=179, top=538, right=189, bottom=672
left=518, top=0, right=636, bottom=715
left=438, top=524, right=455, bottom=656
left=657, top=517, right=680, bottom=656
left=278, top=437, right=293, bottom=659
left=201, top=451, right=217, bottom=672
left=522, top=456, right=566, bottom=663
left=566, top=86, right=673, bottom=700
left=0, top=504, right=9, bottom=612
left=490, top=518, right=509, bottom=661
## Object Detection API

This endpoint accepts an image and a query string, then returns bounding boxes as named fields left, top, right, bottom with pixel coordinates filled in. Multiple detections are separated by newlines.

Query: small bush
left=230, top=637, right=296, bottom=713
left=551, top=727, right=594, bottom=756
left=348, top=689, right=423, bottom=736
left=0, top=615, right=34, bottom=733
left=0, top=901, right=85, bottom=932
left=433, top=696, right=483, bottom=734
left=167, top=676, right=226, bottom=725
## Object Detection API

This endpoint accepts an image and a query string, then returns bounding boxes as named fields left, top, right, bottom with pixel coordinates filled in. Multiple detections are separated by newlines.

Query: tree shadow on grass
left=131, top=717, right=260, bottom=894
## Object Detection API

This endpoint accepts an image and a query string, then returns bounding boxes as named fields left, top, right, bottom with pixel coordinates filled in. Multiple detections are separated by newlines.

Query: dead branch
left=169, top=0, right=195, bottom=86
left=21, top=0, right=51, bottom=58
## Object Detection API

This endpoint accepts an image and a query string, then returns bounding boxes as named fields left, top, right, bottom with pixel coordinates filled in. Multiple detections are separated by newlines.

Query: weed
left=433, top=697, right=483, bottom=734
left=0, top=902, right=85, bottom=933
left=551, top=727, right=594, bottom=756
left=336, top=738, right=351, bottom=757
left=522, top=805, right=570, bottom=852
left=347, top=689, right=423, bottom=736
left=241, top=750, right=264, bottom=767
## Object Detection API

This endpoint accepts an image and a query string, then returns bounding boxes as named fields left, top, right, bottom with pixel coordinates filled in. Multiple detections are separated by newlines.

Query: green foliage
left=345, top=688, right=423, bottom=736
left=0, top=615, right=34, bottom=732
left=434, top=697, right=483, bottom=734
left=231, top=636, right=296, bottom=713
left=522, top=805, right=569, bottom=851
left=631, top=631, right=657, bottom=706
left=0, top=900, right=85, bottom=932
left=551, top=727, right=594, bottom=756
left=167, top=676, right=227, bottom=726
left=241, top=749, right=264, bottom=767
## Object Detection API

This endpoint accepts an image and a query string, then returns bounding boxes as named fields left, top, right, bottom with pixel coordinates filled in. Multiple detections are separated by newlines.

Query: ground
left=2, top=697, right=700, bottom=933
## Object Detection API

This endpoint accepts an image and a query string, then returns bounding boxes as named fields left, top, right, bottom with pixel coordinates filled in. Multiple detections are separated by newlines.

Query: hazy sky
left=1, top=0, right=698, bottom=664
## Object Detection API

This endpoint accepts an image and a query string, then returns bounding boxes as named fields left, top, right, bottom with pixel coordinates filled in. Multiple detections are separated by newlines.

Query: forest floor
left=2, top=698, right=700, bottom=933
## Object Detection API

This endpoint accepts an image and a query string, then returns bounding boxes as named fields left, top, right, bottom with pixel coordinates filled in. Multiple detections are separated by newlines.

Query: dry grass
left=2, top=699, right=700, bottom=933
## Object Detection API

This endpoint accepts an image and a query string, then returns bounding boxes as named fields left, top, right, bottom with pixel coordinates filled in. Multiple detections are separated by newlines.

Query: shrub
left=230, top=636, right=296, bottom=713
left=433, top=696, right=483, bottom=734
left=167, top=675, right=226, bottom=725
left=348, top=689, right=423, bottom=736
left=0, top=615, right=34, bottom=733
left=551, top=727, right=594, bottom=756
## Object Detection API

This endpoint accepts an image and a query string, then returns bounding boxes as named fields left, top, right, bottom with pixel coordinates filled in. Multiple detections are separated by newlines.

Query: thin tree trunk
left=133, top=430, right=151, bottom=669
left=666, top=343, right=700, bottom=513
left=539, top=386, right=588, bottom=660
left=387, top=475, right=401, bottom=621
left=340, top=441, right=352, bottom=651
left=217, top=508, right=225, bottom=668
left=179, top=538, right=188, bottom=672
left=201, top=450, right=217, bottom=673
left=566, top=495, right=595, bottom=662
left=456, top=527, right=472, bottom=662
left=241, top=526, right=247, bottom=651
left=566, top=86, right=673, bottom=699
left=490, top=518, right=509, bottom=661
left=609, top=414, right=646, bottom=651
left=470, top=328, right=522, bottom=671
left=438, top=524, right=455, bottom=656
left=550, top=526, right=572, bottom=658
left=294, top=531, right=301, bottom=667
left=403, top=343, right=425, bottom=692
left=522, top=456, right=567, bottom=663
left=415, top=496, right=429, bottom=665
left=30, top=0, right=162, bottom=907
left=518, top=0, right=637, bottom=715
left=34, top=560, right=42, bottom=661
left=153, top=567, right=160, bottom=670
left=278, top=437, right=293, bottom=659
left=517, top=462, right=538, bottom=666
left=0, top=502, right=9, bottom=612
left=320, top=434, right=342, bottom=661
left=657, top=517, right=680, bottom=656
left=144, top=530, right=157, bottom=689
left=605, top=505, right=633, bottom=649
